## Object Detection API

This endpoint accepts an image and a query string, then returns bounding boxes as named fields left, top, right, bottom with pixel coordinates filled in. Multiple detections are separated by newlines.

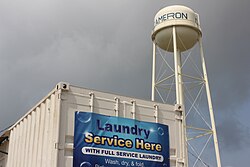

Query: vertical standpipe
left=172, top=26, right=187, bottom=167
left=151, top=43, right=156, bottom=101
left=151, top=5, right=221, bottom=167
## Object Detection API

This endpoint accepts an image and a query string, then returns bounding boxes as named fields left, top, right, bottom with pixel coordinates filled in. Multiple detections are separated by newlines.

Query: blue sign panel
left=73, top=111, right=169, bottom=167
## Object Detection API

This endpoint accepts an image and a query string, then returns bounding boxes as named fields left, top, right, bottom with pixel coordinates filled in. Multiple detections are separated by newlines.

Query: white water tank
left=152, top=5, right=202, bottom=52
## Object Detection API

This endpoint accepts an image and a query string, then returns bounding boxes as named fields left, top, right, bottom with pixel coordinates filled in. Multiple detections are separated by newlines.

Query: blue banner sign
left=73, top=111, right=169, bottom=167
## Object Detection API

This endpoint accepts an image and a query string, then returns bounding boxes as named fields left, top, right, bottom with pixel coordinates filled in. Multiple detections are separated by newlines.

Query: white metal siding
left=6, top=91, right=59, bottom=167
left=5, top=83, right=182, bottom=167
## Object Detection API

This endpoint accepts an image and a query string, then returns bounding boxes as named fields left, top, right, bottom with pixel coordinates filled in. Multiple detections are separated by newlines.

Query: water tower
left=151, top=5, right=221, bottom=167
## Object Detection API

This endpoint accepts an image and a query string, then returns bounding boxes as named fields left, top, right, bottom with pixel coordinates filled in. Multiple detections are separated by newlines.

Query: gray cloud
left=217, top=114, right=250, bottom=151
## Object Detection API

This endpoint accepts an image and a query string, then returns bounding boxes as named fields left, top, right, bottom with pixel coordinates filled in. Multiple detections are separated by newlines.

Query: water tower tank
left=152, top=5, right=202, bottom=52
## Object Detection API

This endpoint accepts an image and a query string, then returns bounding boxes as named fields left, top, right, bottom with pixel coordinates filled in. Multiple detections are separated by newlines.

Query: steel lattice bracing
left=151, top=28, right=221, bottom=167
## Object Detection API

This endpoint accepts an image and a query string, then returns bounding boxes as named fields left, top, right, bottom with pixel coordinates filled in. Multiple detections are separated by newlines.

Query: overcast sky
left=0, top=0, right=250, bottom=166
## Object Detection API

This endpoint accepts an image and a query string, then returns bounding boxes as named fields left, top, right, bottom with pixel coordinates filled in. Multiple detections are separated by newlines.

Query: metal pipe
left=151, top=43, right=156, bottom=101
left=131, top=100, right=136, bottom=119
left=154, top=105, right=159, bottom=123
left=173, top=26, right=188, bottom=167
left=173, top=27, right=180, bottom=105
left=89, top=92, right=94, bottom=112
left=114, top=97, right=119, bottom=117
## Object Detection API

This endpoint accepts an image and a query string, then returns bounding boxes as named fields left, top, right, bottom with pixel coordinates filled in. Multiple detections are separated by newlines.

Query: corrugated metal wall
left=6, top=90, right=59, bottom=167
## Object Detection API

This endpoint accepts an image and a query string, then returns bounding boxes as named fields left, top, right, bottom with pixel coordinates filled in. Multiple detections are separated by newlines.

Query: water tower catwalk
left=151, top=5, right=221, bottom=167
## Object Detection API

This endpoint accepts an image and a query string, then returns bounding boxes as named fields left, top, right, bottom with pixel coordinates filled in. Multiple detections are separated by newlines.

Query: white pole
left=199, top=37, right=222, bottom=167
left=151, top=43, right=156, bottom=101
left=177, top=49, right=184, bottom=105
left=177, top=49, right=189, bottom=167
left=173, top=26, right=187, bottom=167
left=173, top=26, right=180, bottom=104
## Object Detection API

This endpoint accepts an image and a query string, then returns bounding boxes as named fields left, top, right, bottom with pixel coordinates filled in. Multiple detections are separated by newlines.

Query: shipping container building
left=0, top=82, right=185, bottom=167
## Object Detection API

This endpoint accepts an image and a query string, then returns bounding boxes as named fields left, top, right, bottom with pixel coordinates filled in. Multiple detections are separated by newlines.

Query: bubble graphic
left=80, top=161, right=92, bottom=167
left=76, top=111, right=91, bottom=123
left=158, top=127, right=164, bottom=136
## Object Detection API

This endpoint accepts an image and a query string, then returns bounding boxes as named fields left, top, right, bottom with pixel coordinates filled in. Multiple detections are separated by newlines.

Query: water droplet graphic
left=158, top=127, right=164, bottom=136
left=76, top=111, right=91, bottom=123
left=163, top=163, right=168, bottom=166
left=80, top=161, right=91, bottom=167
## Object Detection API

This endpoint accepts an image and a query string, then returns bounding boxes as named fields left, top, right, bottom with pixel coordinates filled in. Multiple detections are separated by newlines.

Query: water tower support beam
left=173, top=26, right=182, bottom=105
left=198, top=37, right=222, bottom=167
left=173, top=26, right=187, bottom=167
left=151, top=43, right=156, bottom=101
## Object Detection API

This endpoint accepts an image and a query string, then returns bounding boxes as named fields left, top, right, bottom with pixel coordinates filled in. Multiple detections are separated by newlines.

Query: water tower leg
left=198, top=37, right=222, bottom=167
left=173, top=26, right=188, bottom=167
left=151, top=43, right=156, bottom=101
